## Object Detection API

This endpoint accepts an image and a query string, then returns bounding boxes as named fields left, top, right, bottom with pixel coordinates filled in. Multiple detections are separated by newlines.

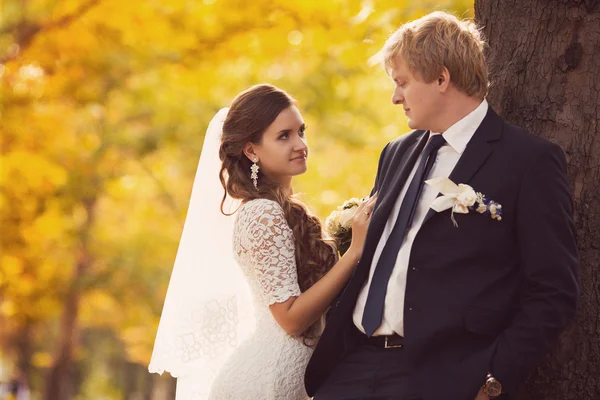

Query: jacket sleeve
left=490, top=142, right=580, bottom=395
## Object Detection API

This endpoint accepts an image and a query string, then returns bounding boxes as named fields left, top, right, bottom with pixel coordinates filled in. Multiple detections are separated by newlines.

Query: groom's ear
left=243, top=143, right=258, bottom=162
left=438, top=67, right=451, bottom=93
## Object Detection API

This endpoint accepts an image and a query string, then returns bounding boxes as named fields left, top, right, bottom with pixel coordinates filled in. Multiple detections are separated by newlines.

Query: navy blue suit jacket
left=305, top=108, right=580, bottom=399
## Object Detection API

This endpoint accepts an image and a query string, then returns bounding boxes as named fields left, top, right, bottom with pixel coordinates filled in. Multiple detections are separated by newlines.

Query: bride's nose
left=293, top=137, right=308, bottom=152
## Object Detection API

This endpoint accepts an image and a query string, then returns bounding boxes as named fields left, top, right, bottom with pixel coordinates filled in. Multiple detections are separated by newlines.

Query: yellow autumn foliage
left=0, top=0, right=473, bottom=396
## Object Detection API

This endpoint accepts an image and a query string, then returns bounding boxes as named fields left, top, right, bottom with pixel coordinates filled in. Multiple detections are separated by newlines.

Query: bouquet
left=325, top=197, right=368, bottom=256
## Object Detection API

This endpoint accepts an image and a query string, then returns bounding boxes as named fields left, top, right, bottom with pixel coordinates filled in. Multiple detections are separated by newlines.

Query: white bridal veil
left=149, top=108, right=255, bottom=399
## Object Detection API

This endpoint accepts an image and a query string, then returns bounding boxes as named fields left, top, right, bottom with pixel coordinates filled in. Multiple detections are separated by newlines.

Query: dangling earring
left=250, top=158, right=259, bottom=189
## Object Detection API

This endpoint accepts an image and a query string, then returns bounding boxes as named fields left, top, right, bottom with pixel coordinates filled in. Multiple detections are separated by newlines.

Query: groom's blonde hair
left=381, top=11, right=488, bottom=99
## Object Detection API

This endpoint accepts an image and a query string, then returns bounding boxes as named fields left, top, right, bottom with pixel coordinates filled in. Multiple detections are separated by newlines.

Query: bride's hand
left=347, top=194, right=377, bottom=260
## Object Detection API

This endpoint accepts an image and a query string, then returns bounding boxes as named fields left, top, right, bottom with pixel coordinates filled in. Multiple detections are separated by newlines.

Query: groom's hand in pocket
left=474, top=387, right=489, bottom=400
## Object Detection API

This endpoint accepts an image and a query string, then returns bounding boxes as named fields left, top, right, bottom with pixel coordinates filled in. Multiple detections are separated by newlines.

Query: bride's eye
left=299, top=125, right=307, bottom=137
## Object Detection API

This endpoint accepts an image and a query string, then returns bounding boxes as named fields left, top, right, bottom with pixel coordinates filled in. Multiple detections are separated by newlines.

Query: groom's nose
left=392, top=87, right=404, bottom=105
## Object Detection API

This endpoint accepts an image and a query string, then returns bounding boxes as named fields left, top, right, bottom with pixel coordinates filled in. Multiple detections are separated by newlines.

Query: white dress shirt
left=353, top=100, right=489, bottom=336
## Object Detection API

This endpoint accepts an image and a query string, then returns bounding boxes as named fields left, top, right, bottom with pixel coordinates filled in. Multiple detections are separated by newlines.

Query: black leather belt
left=364, top=333, right=404, bottom=349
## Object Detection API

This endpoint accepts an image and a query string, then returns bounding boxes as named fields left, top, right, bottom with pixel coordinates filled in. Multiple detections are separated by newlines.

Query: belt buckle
left=384, top=335, right=403, bottom=349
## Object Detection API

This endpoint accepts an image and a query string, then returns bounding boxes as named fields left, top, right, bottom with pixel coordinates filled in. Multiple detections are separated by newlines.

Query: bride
left=149, top=84, right=376, bottom=399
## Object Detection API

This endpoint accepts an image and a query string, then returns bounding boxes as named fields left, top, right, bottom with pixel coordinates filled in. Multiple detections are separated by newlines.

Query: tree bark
left=15, top=318, right=33, bottom=387
left=474, top=1, right=600, bottom=399
left=43, top=198, right=97, bottom=400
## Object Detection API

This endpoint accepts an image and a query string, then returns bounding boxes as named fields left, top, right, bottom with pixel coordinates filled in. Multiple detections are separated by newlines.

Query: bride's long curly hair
left=218, top=84, right=337, bottom=340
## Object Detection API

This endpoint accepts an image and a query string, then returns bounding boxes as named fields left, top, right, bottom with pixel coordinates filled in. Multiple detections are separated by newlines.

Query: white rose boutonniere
left=425, top=177, right=503, bottom=227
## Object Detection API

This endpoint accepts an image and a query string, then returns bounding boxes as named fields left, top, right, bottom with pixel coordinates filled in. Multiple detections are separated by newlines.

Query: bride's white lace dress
left=207, top=198, right=316, bottom=400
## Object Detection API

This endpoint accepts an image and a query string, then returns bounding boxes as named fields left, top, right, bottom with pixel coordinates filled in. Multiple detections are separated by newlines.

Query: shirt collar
left=431, top=99, right=488, bottom=155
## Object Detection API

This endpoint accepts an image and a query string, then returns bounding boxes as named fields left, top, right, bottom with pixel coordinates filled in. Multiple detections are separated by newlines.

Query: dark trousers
left=313, top=339, right=420, bottom=400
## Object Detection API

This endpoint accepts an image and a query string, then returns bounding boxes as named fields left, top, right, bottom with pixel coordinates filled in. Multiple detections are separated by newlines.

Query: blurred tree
left=1, top=0, right=473, bottom=398
left=475, top=1, right=599, bottom=399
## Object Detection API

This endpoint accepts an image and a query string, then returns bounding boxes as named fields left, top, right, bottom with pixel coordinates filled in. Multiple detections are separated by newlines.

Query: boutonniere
left=425, top=177, right=503, bottom=227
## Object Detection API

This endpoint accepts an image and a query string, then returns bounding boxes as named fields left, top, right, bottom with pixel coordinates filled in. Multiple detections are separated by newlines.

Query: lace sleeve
left=243, top=199, right=302, bottom=305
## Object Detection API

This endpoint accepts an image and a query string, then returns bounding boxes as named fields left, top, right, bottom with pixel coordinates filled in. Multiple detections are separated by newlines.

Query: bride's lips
left=290, top=155, right=307, bottom=162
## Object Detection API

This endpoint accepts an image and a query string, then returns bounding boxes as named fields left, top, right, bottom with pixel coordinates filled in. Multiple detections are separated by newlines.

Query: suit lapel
left=356, top=130, right=429, bottom=280
left=422, top=108, right=504, bottom=225
left=371, top=131, right=429, bottom=226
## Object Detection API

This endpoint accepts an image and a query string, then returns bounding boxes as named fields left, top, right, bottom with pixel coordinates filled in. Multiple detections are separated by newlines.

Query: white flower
left=425, top=177, right=503, bottom=227
left=326, top=196, right=367, bottom=236
left=456, top=184, right=477, bottom=207
left=337, top=207, right=356, bottom=228
left=325, top=210, right=342, bottom=234
left=340, top=197, right=362, bottom=210
left=326, top=208, right=356, bottom=233
left=425, top=178, right=472, bottom=215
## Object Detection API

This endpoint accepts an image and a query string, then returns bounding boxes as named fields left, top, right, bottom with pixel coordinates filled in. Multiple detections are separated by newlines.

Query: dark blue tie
left=361, top=134, right=446, bottom=336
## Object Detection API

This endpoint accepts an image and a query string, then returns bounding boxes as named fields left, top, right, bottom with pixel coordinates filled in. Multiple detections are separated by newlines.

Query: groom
left=305, top=11, right=580, bottom=400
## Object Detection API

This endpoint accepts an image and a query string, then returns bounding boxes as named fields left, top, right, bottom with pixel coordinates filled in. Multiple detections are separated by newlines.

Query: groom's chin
left=407, top=119, right=429, bottom=132
left=407, top=119, right=420, bottom=130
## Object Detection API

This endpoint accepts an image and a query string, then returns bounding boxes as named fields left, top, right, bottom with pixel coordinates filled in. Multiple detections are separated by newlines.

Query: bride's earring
left=250, top=159, right=259, bottom=189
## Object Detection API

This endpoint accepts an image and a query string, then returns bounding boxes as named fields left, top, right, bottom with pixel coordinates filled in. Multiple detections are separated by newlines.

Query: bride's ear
left=243, top=143, right=259, bottom=163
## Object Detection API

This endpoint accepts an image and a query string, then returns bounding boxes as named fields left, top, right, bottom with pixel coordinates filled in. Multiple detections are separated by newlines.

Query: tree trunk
left=474, top=1, right=600, bottom=399
left=15, top=318, right=33, bottom=387
left=43, top=198, right=97, bottom=400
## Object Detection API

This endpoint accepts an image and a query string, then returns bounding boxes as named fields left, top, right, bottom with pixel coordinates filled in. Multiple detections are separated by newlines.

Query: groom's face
left=390, top=58, right=442, bottom=131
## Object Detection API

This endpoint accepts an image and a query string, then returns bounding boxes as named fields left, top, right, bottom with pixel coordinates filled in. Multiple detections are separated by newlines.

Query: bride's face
left=248, top=105, right=309, bottom=183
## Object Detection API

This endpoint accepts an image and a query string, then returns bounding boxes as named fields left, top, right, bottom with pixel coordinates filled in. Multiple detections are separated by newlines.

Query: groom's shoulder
left=500, top=119, right=563, bottom=157
left=385, top=129, right=426, bottom=153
